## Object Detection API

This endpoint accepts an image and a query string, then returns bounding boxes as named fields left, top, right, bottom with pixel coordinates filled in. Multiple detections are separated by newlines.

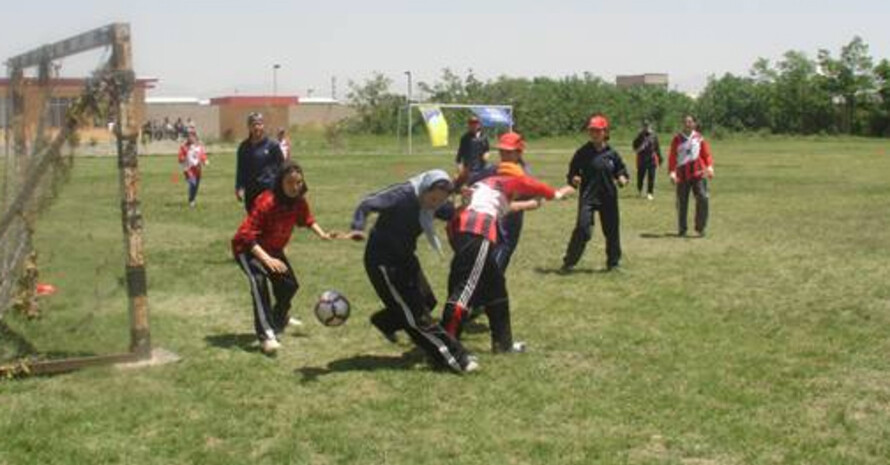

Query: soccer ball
left=314, top=290, right=351, bottom=327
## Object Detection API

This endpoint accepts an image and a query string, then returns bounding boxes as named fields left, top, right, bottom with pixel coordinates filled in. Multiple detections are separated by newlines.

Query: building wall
left=0, top=79, right=150, bottom=145
left=145, top=103, right=220, bottom=139
left=616, top=74, right=669, bottom=88
left=288, top=103, right=354, bottom=128
left=218, top=104, right=290, bottom=142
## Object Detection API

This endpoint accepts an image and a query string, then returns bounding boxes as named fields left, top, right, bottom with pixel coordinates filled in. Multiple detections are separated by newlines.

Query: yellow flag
left=418, top=105, right=449, bottom=147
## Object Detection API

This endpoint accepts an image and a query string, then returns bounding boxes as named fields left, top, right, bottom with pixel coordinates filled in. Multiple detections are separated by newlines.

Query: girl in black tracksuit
left=349, top=170, right=476, bottom=374
left=562, top=115, right=629, bottom=271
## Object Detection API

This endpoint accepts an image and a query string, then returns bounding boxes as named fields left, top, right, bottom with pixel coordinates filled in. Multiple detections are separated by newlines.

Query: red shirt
left=452, top=175, right=556, bottom=243
left=231, top=190, right=315, bottom=256
left=668, top=131, right=713, bottom=182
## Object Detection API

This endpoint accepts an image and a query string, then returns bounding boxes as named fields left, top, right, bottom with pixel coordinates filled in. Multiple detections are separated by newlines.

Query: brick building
left=0, top=77, right=156, bottom=144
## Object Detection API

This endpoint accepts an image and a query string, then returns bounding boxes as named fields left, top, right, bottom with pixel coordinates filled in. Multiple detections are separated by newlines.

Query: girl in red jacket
left=668, top=115, right=715, bottom=237
left=178, top=129, right=208, bottom=208
left=231, top=161, right=337, bottom=354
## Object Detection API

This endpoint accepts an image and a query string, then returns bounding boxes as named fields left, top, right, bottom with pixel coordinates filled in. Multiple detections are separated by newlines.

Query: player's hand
left=669, top=172, right=678, bottom=184
left=345, top=230, right=366, bottom=242
left=706, top=166, right=715, bottom=178
left=571, top=176, right=582, bottom=188
left=235, top=188, right=245, bottom=202
left=617, top=175, right=629, bottom=187
left=318, top=232, right=333, bottom=241
left=265, top=257, right=288, bottom=274
left=555, top=185, right=574, bottom=200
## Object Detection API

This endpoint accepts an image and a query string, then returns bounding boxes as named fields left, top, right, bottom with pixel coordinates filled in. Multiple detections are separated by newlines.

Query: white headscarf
left=408, top=169, right=453, bottom=256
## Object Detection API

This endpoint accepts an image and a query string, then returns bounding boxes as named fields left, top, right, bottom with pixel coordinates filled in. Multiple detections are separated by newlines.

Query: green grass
left=2, top=135, right=890, bottom=464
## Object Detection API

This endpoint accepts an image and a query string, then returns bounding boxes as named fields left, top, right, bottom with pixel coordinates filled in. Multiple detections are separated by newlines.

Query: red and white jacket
left=178, top=142, right=208, bottom=179
left=452, top=175, right=556, bottom=243
left=668, top=131, right=713, bottom=182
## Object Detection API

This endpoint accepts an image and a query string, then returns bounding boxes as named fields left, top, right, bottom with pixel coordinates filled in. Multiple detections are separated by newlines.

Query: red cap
left=588, top=115, right=609, bottom=130
left=497, top=132, right=525, bottom=152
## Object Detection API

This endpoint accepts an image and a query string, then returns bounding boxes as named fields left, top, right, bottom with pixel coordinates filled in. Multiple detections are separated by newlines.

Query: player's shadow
left=204, top=333, right=261, bottom=353
left=296, top=349, right=426, bottom=382
left=533, top=266, right=599, bottom=275
left=640, top=232, right=690, bottom=239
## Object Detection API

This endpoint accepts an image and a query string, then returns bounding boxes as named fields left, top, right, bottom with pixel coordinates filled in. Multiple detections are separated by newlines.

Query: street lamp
left=405, top=71, right=412, bottom=154
left=272, top=64, right=281, bottom=96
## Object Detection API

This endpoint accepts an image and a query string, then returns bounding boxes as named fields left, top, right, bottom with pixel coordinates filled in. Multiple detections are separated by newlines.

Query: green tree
left=818, top=36, right=876, bottom=134
left=345, top=73, right=404, bottom=134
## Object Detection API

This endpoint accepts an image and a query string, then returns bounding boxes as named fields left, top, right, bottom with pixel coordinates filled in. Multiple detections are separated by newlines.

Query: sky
left=2, top=0, right=890, bottom=99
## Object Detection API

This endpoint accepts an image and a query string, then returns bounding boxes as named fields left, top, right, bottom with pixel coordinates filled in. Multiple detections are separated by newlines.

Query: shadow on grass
left=533, top=266, right=601, bottom=275
left=296, top=349, right=426, bottom=382
left=204, top=333, right=260, bottom=353
left=640, top=232, right=698, bottom=239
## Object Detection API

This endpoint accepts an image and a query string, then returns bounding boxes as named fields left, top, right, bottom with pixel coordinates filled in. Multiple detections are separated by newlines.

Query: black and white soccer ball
left=314, top=290, right=351, bottom=327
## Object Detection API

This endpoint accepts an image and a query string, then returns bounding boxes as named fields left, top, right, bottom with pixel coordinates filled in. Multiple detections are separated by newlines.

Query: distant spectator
left=454, top=116, right=490, bottom=187
left=632, top=120, right=663, bottom=200
left=276, top=128, right=291, bottom=160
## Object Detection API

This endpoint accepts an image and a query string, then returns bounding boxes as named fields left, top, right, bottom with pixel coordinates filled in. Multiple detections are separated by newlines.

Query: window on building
left=48, top=97, right=71, bottom=127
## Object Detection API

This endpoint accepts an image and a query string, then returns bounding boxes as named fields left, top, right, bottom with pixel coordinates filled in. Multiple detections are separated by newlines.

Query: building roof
left=146, top=96, right=203, bottom=105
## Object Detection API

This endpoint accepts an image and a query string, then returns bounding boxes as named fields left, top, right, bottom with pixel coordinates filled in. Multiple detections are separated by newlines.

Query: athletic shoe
left=261, top=338, right=281, bottom=355
left=370, top=314, right=398, bottom=343
left=463, top=359, right=480, bottom=373
left=646, top=193, right=654, bottom=200
left=494, top=341, right=527, bottom=354
left=288, top=317, right=303, bottom=327
left=189, top=201, right=196, bottom=208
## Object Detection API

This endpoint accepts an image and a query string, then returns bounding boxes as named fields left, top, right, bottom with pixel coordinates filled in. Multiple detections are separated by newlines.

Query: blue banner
left=471, top=107, right=513, bottom=127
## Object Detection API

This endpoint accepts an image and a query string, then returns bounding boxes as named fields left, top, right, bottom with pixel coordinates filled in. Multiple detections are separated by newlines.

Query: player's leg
left=563, top=200, right=595, bottom=269
left=235, top=253, right=277, bottom=344
left=676, top=180, right=691, bottom=236
left=600, top=200, right=622, bottom=269
left=442, top=233, right=489, bottom=339
left=692, top=178, right=710, bottom=235
left=375, top=261, right=472, bottom=373
left=269, top=254, right=299, bottom=332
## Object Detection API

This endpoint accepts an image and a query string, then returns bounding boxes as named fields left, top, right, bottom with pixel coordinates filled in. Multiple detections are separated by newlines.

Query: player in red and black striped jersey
left=668, top=115, right=715, bottom=237
left=441, top=132, right=573, bottom=353
left=231, top=161, right=339, bottom=355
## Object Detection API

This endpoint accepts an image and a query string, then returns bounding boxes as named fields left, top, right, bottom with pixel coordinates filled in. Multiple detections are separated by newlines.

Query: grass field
left=1, top=134, right=890, bottom=464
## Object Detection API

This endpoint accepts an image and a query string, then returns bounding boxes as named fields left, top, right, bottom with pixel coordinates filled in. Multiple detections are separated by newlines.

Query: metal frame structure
left=406, top=103, right=513, bottom=154
left=0, top=23, right=151, bottom=376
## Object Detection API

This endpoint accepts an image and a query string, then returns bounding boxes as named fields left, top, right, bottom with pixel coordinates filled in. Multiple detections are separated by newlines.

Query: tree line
left=344, top=37, right=890, bottom=138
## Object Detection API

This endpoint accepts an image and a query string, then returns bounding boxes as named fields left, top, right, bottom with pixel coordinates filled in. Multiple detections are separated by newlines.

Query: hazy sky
left=3, top=0, right=889, bottom=99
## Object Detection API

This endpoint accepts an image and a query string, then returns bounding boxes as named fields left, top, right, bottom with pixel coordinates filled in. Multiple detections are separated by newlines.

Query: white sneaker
left=288, top=317, right=303, bottom=327
left=511, top=341, right=527, bottom=353
left=189, top=201, right=196, bottom=208
left=261, top=338, right=281, bottom=354
left=463, top=359, right=480, bottom=373
left=646, top=194, right=654, bottom=201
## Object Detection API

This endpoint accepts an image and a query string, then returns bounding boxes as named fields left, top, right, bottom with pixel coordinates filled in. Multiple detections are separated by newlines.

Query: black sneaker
left=370, top=315, right=398, bottom=343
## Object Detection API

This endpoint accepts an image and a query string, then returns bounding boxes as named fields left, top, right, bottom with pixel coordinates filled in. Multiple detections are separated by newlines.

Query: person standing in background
left=668, top=115, right=714, bottom=237
left=632, top=120, right=663, bottom=200
left=235, top=113, right=285, bottom=212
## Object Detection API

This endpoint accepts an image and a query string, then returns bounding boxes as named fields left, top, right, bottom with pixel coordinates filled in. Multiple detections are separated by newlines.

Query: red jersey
left=178, top=142, right=207, bottom=179
left=452, top=175, right=556, bottom=243
left=231, top=190, right=315, bottom=256
left=668, top=131, right=713, bottom=182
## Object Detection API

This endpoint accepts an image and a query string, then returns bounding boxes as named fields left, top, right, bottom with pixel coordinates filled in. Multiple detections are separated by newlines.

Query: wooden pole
left=110, top=23, right=150, bottom=359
